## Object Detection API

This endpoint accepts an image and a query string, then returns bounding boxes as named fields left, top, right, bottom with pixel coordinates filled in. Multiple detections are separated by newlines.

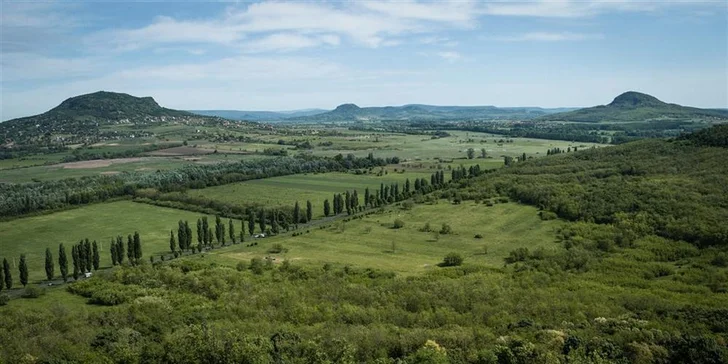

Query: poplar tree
left=202, top=217, right=210, bottom=245
left=207, top=227, right=213, bottom=246
left=59, top=244, right=68, bottom=282
left=71, top=245, right=79, bottom=280
left=324, top=199, right=331, bottom=217
left=45, top=248, right=54, bottom=280
left=3, top=258, right=11, bottom=289
left=84, top=239, right=92, bottom=272
left=306, top=200, right=313, bottom=222
left=215, top=216, right=223, bottom=245
left=229, top=219, right=236, bottom=244
left=178, top=220, right=187, bottom=252
left=258, top=209, right=265, bottom=233
left=248, top=213, right=255, bottom=236
left=127, top=235, right=134, bottom=265
left=170, top=230, right=176, bottom=253
left=0, top=261, right=3, bottom=292
left=19, top=254, right=28, bottom=287
left=293, top=202, right=300, bottom=226
left=92, top=241, right=100, bottom=270
left=240, top=220, right=246, bottom=242
left=110, top=239, right=118, bottom=265
left=197, top=218, right=203, bottom=246
left=185, top=221, right=192, bottom=250
left=133, top=232, right=142, bottom=262
left=116, top=236, right=125, bottom=265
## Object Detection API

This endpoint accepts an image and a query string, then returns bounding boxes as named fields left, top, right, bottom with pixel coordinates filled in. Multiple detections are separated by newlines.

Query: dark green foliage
left=439, top=223, right=452, bottom=235
left=267, top=243, right=287, bottom=254
left=324, top=199, right=331, bottom=217
left=17, top=256, right=27, bottom=287
left=45, top=248, right=54, bottom=280
left=133, top=232, right=142, bottom=262
left=440, top=252, right=464, bottom=267
left=0, top=261, right=3, bottom=292
left=22, top=286, right=44, bottom=299
left=84, top=239, right=92, bottom=272
left=392, top=219, right=405, bottom=229
left=92, top=241, right=100, bottom=270
left=306, top=200, right=313, bottom=223
left=169, top=230, right=176, bottom=253
left=228, top=219, right=236, bottom=244
left=127, top=235, right=134, bottom=264
left=177, top=220, right=187, bottom=252
left=197, top=218, right=203, bottom=246
left=293, top=201, right=300, bottom=225
left=116, top=236, right=125, bottom=265
left=248, top=213, right=255, bottom=236
left=0, top=294, right=8, bottom=305
left=58, top=243, right=68, bottom=282
left=71, top=245, right=79, bottom=280
left=682, top=123, right=728, bottom=148
left=3, top=258, right=13, bottom=289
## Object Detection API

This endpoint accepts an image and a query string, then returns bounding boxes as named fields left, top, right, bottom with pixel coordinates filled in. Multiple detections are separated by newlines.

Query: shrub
left=439, top=223, right=453, bottom=235
left=474, top=234, right=483, bottom=239
left=22, top=286, right=45, bottom=298
left=441, top=252, right=464, bottom=267
left=0, top=294, right=9, bottom=306
left=402, top=201, right=414, bottom=210
left=393, top=219, right=405, bottom=229
left=419, top=222, right=432, bottom=232
left=236, top=261, right=247, bottom=271
left=505, top=248, right=530, bottom=264
left=267, top=243, right=288, bottom=254
left=249, top=258, right=264, bottom=275
left=539, top=211, right=558, bottom=220
left=711, top=252, right=728, bottom=267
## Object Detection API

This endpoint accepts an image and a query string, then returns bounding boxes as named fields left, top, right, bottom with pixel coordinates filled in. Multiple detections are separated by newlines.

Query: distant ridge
left=289, top=103, right=570, bottom=122
left=0, top=91, right=225, bottom=145
left=539, top=91, right=728, bottom=123
left=189, top=109, right=328, bottom=121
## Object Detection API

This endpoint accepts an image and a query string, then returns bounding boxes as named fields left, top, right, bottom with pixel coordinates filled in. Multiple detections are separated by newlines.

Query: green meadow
left=206, top=200, right=561, bottom=274
left=0, top=201, right=228, bottom=281
left=183, top=170, right=436, bottom=215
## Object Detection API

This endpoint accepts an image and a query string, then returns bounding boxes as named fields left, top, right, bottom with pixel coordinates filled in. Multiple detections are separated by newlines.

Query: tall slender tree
left=116, top=236, right=125, bottom=265
left=84, top=239, right=92, bottom=272
left=207, top=227, right=213, bottom=246
left=240, top=220, right=246, bottom=243
left=110, top=239, right=118, bottom=265
left=324, top=199, right=331, bottom=217
left=92, top=241, right=100, bottom=270
left=258, top=209, right=265, bottom=233
left=306, top=200, right=313, bottom=222
left=293, top=202, right=300, bottom=226
left=19, top=254, right=28, bottom=287
left=215, top=216, right=223, bottom=245
left=248, top=213, right=255, bottom=236
left=133, top=232, right=142, bottom=262
left=229, top=219, right=236, bottom=244
left=178, top=220, right=187, bottom=252
left=2, top=258, right=11, bottom=289
left=71, top=245, right=79, bottom=280
left=45, top=248, right=54, bottom=280
left=0, top=260, right=3, bottom=292
left=197, top=218, right=203, bottom=246
left=202, top=217, right=210, bottom=246
left=59, top=244, right=68, bottom=282
left=185, top=221, right=192, bottom=250
left=169, top=230, right=176, bottom=253
left=127, top=235, right=134, bottom=264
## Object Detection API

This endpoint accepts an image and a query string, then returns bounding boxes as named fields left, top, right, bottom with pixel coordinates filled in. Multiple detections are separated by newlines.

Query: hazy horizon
left=2, top=0, right=727, bottom=120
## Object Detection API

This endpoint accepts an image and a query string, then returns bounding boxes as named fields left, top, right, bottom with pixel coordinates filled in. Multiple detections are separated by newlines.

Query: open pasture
left=0, top=201, right=226, bottom=281
left=207, top=200, right=562, bottom=274
left=183, top=170, right=435, bottom=215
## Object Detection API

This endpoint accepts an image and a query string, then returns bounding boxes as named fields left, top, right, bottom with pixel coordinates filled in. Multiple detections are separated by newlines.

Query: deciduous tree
left=45, top=248, right=54, bottom=280
left=2, top=258, right=11, bottom=289
left=59, top=244, right=68, bottom=282
left=18, top=255, right=28, bottom=287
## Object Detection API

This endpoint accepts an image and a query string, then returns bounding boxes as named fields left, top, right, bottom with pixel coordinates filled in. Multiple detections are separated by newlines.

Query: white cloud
left=479, top=0, right=722, bottom=18
left=486, top=32, right=603, bottom=42
left=437, top=51, right=462, bottom=62
left=244, top=33, right=340, bottom=53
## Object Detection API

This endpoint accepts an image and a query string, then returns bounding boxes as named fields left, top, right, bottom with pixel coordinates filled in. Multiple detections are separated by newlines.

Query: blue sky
left=1, top=0, right=726, bottom=120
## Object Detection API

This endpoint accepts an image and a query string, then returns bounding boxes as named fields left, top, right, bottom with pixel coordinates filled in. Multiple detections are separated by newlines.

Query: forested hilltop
left=0, top=126, right=726, bottom=363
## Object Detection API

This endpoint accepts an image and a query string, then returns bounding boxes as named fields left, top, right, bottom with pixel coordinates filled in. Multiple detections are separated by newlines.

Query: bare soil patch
left=148, top=146, right=211, bottom=156
left=59, top=158, right=147, bottom=169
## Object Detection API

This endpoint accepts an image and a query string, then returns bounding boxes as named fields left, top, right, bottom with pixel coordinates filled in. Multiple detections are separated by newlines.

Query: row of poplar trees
left=110, top=232, right=143, bottom=267
left=0, top=255, right=28, bottom=290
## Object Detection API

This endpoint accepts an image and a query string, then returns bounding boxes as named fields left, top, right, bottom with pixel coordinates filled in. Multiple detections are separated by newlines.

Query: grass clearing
left=206, top=201, right=562, bottom=274
left=0, top=201, right=230, bottom=282
left=184, top=170, right=434, bottom=215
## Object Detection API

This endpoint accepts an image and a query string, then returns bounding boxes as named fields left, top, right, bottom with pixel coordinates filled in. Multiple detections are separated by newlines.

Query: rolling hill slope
left=539, top=91, right=728, bottom=123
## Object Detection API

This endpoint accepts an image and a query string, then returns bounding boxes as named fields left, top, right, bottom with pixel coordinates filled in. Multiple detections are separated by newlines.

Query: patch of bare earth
left=148, top=146, right=211, bottom=156
left=59, top=157, right=147, bottom=169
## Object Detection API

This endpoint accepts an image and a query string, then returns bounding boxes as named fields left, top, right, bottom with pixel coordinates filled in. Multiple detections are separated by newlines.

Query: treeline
left=0, top=153, right=396, bottom=218
left=442, top=135, right=728, bottom=247
left=60, top=143, right=183, bottom=162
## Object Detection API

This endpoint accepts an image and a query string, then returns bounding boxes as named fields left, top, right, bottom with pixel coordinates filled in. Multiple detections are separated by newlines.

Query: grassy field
left=205, top=200, right=561, bottom=274
left=183, top=170, right=436, bottom=215
left=0, top=154, right=272, bottom=183
left=0, top=201, right=233, bottom=282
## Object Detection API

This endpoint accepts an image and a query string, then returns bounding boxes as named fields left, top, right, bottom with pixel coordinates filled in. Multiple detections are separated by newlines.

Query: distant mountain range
left=0, top=91, right=223, bottom=145
left=189, top=109, right=328, bottom=121
left=538, top=91, right=728, bottom=123
left=283, top=104, right=576, bottom=122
